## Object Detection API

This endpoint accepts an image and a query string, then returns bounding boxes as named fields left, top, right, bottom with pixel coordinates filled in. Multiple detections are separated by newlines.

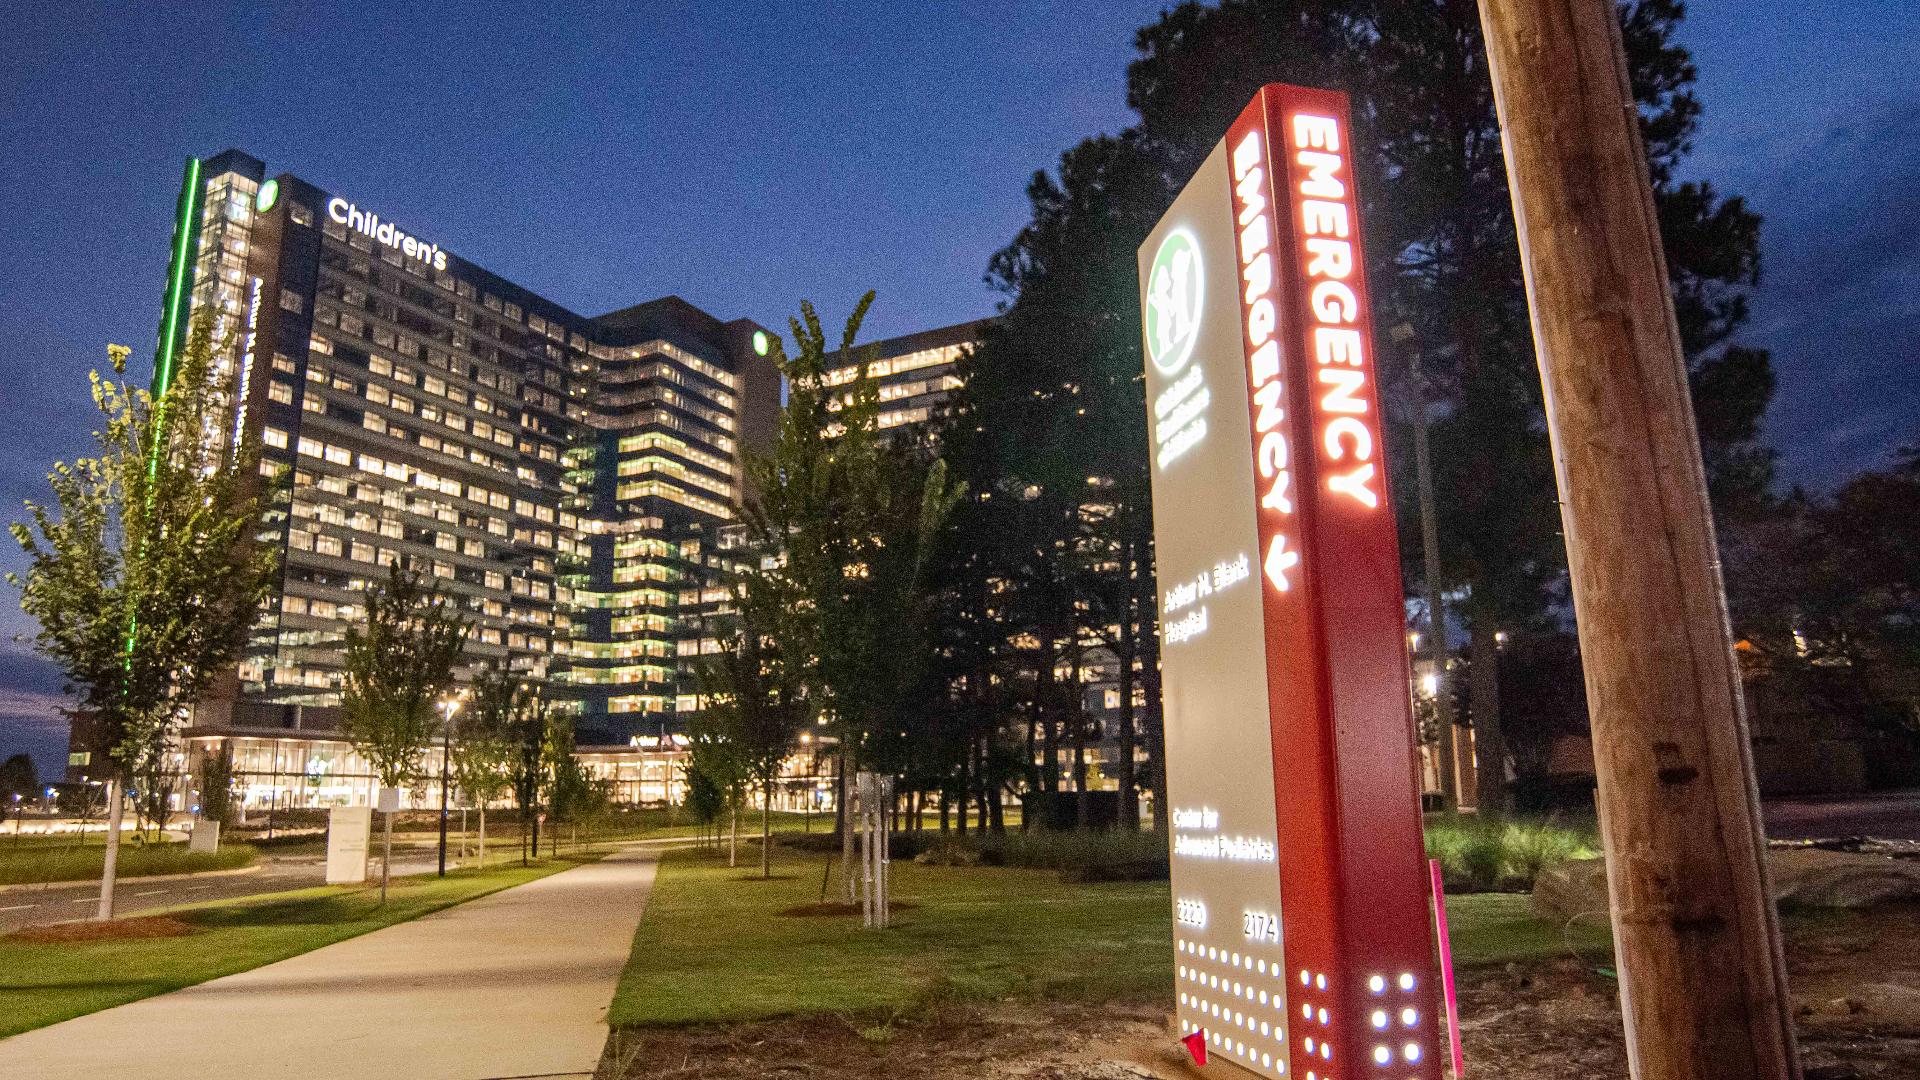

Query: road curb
left=0, top=862, right=264, bottom=895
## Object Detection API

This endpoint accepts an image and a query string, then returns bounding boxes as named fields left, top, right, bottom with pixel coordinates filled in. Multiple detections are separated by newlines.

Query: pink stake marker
left=1430, top=857, right=1466, bottom=1077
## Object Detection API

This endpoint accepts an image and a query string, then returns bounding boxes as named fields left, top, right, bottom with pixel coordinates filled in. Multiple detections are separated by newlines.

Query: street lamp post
left=437, top=697, right=461, bottom=877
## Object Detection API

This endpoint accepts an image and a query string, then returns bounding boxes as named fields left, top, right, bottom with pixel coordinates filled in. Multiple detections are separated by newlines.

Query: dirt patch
left=9, top=915, right=200, bottom=944
left=604, top=905, right=1920, bottom=1079
left=777, top=900, right=920, bottom=918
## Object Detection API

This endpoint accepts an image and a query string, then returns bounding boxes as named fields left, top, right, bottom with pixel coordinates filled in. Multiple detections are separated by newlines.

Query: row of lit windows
left=271, top=426, right=555, bottom=534
left=821, top=343, right=964, bottom=387
left=615, top=456, right=734, bottom=499
left=614, top=480, right=734, bottom=520
left=617, top=432, right=732, bottom=476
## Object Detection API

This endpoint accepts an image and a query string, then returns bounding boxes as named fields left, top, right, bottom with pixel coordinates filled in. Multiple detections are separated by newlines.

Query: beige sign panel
left=1142, top=137, right=1297, bottom=1077
left=325, top=805, right=373, bottom=885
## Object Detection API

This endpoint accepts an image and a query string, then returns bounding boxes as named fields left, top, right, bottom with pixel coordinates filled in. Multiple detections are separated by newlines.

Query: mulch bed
left=9, top=915, right=200, bottom=944
left=604, top=905, right=1920, bottom=1079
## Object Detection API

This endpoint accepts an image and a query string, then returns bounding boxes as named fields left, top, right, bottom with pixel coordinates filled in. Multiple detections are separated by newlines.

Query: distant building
left=70, top=148, right=794, bottom=809
left=821, top=317, right=992, bottom=432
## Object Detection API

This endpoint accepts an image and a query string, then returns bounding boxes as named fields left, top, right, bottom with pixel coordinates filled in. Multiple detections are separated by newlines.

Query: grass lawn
left=0, top=854, right=594, bottom=1037
left=0, top=840, right=256, bottom=886
left=609, top=846, right=1613, bottom=1031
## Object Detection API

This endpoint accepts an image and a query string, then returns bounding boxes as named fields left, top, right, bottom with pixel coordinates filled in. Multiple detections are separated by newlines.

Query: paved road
left=1764, top=788, right=1920, bottom=842
left=0, top=845, right=660, bottom=1079
left=0, top=852, right=440, bottom=932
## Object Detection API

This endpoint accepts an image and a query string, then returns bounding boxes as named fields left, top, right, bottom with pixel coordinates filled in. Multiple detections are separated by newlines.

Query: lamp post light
left=437, top=696, right=461, bottom=877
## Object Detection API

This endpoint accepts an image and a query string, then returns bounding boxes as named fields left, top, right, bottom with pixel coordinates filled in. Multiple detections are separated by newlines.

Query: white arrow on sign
left=1263, top=534, right=1300, bottom=592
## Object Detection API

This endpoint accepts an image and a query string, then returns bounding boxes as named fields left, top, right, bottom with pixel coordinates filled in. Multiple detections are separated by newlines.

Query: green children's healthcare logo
left=256, top=178, right=280, bottom=213
left=1145, top=228, right=1204, bottom=376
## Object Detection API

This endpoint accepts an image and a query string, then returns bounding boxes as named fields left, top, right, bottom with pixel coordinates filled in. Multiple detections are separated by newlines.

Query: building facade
left=91, top=148, right=791, bottom=810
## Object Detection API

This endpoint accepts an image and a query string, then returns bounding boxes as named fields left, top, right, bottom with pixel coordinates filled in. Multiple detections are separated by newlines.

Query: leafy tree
left=547, top=747, right=610, bottom=853
left=681, top=763, right=727, bottom=848
left=686, top=688, right=749, bottom=867
left=452, top=666, right=519, bottom=867
left=340, top=561, right=471, bottom=897
left=1, top=754, right=38, bottom=802
left=195, top=745, right=236, bottom=827
left=8, top=313, right=278, bottom=916
left=742, top=295, right=965, bottom=896
left=693, top=577, right=808, bottom=876
left=500, top=681, right=559, bottom=865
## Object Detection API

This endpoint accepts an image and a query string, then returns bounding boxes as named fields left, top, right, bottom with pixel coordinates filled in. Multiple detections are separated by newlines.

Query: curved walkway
left=0, top=846, right=660, bottom=1080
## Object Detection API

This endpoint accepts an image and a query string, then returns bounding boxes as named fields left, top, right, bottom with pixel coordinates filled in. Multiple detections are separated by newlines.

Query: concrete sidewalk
left=0, top=846, right=660, bottom=1079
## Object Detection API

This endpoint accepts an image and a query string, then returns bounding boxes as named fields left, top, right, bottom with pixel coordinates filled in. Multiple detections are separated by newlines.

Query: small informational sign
left=1140, top=84, right=1440, bottom=1079
left=189, top=818, right=221, bottom=854
left=376, top=787, right=401, bottom=814
left=325, top=805, right=373, bottom=884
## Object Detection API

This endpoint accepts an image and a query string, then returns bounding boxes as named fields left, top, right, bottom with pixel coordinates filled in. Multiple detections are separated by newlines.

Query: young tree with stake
left=451, top=666, right=517, bottom=868
left=339, top=562, right=471, bottom=902
left=10, top=313, right=278, bottom=919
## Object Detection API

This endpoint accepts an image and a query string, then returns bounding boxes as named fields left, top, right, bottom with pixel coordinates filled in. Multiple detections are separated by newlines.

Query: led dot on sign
left=1399, top=973, right=1416, bottom=991
left=1372, top=1010, right=1388, bottom=1029
left=1304, top=1037, right=1316, bottom=1053
left=1302, top=1003, right=1312, bottom=1019
left=1405, top=1043, right=1423, bottom=1062
left=1259, top=960, right=1268, bottom=973
left=1317, top=1008, right=1329, bottom=1025
left=1300, top=970, right=1311, bottom=986
left=1262, top=1022, right=1271, bottom=1036
left=1320, top=1043, right=1331, bottom=1060
left=1402, top=1008, right=1418, bottom=1026
left=1263, top=1053, right=1273, bottom=1067
left=1369, top=974, right=1387, bottom=994
left=1374, top=1046, right=1392, bottom=1065
left=1260, top=991, right=1269, bottom=1004
left=1210, top=947, right=1219, bottom=960
left=1316, top=974, right=1327, bottom=991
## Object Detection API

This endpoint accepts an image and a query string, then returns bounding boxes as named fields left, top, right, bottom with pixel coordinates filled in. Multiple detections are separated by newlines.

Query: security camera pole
left=1476, top=2, right=1799, bottom=1078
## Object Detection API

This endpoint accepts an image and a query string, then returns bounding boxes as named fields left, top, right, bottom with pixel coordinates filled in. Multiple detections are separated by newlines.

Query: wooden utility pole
left=1476, top=2, right=1799, bottom=1078
left=1393, top=326, right=1464, bottom=810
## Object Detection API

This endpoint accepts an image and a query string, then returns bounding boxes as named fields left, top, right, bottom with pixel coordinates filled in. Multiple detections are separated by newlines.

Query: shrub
left=1424, top=814, right=1598, bottom=893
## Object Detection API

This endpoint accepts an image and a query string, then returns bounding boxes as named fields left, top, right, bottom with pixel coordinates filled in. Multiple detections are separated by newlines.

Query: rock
left=1531, top=847, right=1920, bottom=923
left=1531, top=857, right=1611, bottom=924
left=1769, top=848, right=1920, bottom=909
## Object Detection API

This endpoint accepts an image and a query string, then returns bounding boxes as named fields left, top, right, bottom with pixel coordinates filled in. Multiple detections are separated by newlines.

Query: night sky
left=2, top=2, right=1915, bottom=774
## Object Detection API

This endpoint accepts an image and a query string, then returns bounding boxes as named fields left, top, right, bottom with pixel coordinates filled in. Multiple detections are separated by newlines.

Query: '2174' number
left=1243, top=910, right=1279, bottom=942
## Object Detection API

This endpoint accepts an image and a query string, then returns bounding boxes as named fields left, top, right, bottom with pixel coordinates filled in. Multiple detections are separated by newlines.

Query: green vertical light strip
left=153, top=156, right=204, bottom=398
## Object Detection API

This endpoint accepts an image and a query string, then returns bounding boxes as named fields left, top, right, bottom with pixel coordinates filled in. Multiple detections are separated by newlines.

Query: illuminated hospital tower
left=139, top=148, right=781, bottom=757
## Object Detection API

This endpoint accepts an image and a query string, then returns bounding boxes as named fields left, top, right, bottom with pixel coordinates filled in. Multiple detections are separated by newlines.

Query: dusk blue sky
left=2, top=2, right=1915, bottom=774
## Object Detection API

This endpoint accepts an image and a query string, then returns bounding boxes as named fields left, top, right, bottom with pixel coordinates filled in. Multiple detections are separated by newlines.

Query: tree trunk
left=1469, top=619, right=1508, bottom=814
left=380, top=808, right=392, bottom=904
left=1117, top=630, right=1139, bottom=831
left=762, top=779, right=772, bottom=879
left=95, top=776, right=123, bottom=921
left=1477, top=3, right=1801, bottom=1075
left=838, top=753, right=856, bottom=904
left=1410, top=350, right=1461, bottom=810
left=478, top=806, right=486, bottom=870
left=1140, top=658, right=1168, bottom=832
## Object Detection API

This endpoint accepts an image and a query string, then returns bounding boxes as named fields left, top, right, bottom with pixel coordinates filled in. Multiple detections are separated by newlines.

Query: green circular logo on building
left=256, top=178, right=280, bottom=213
left=1145, top=228, right=1204, bottom=376
left=752, top=329, right=771, bottom=357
